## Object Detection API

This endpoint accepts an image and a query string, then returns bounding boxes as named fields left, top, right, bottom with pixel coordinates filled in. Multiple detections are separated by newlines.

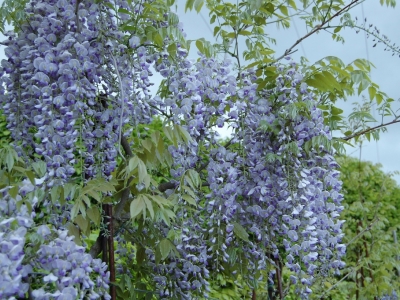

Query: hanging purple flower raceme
left=153, top=55, right=242, bottom=295
left=136, top=54, right=244, bottom=298
left=232, top=61, right=345, bottom=297
left=0, top=174, right=110, bottom=299
left=197, top=73, right=256, bottom=277
left=0, top=184, right=33, bottom=299
left=162, top=54, right=239, bottom=181
left=31, top=227, right=110, bottom=300
left=380, top=291, right=398, bottom=300
left=161, top=60, right=344, bottom=297
left=0, top=0, right=162, bottom=184
left=203, top=145, right=246, bottom=268
left=147, top=216, right=211, bottom=299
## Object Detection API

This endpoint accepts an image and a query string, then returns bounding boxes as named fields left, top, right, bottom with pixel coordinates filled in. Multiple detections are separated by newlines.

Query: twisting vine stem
left=109, top=50, right=126, bottom=161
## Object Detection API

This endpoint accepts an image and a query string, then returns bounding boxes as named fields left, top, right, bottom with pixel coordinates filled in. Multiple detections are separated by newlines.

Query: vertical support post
left=107, top=204, right=116, bottom=300
left=101, top=204, right=108, bottom=264
left=100, top=204, right=109, bottom=300
left=252, top=289, right=256, bottom=300
left=274, top=258, right=283, bottom=299
left=394, top=230, right=400, bottom=276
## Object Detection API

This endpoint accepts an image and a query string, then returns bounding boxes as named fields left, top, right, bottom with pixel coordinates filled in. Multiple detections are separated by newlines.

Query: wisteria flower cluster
left=0, top=179, right=110, bottom=299
left=236, top=63, right=346, bottom=297
left=380, top=291, right=399, bottom=300
left=140, top=55, right=244, bottom=298
left=154, top=58, right=346, bottom=298
left=31, top=227, right=110, bottom=300
left=148, top=218, right=211, bottom=299
left=0, top=0, right=168, bottom=185
left=162, top=54, right=243, bottom=186
left=0, top=0, right=348, bottom=297
left=0, top=186, right=32, bottom=299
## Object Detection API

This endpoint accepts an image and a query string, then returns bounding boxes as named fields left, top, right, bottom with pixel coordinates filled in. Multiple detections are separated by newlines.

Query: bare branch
left=340, top=118, right=400, bottom=141
left=89, top=235, right=103, bottom=258
left=263, top=0, right=362, bottom=66
left=158, top=181, right=177, bottom=193
left=346, top=218, right=378, bottom=247
left=318, top=268, right=354, bottom=299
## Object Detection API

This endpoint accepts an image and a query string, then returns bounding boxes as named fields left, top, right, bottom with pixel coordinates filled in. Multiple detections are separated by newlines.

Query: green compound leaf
left=233, top=222, right=249, bottom=242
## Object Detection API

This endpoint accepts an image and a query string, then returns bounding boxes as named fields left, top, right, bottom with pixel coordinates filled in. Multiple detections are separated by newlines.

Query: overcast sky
left=173, top=0, right=400, bottom=183
left=0, top=0, right=399, bottom=182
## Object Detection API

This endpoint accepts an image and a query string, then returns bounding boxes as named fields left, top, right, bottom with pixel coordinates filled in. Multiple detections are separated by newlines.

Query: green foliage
left=0, top=110, right=11, bottom=146
left=208, top=273, right=272, bottom=300
left=0, top=0, right=29, bottom=33
left=313, top=156, right=400, bottom=299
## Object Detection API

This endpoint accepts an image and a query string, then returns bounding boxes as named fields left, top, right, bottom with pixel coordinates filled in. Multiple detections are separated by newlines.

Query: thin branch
left=352, top=24, right=400, bottom=55
left=101, top=204, right=108, bottom=263
left=340, top=117, right=400, bottom=141
left=119, top=134, right=133, bottom=157
left=252, top=289, right=257, bottom=300
left=265, top=9, right=310, bottom=26
left=318, top=268, right=355, bottom=298
left=75, top=0, right=82, bottom=32
left=319, top=23, right=400, bottom=56
left=275, top=257, right=284, bottom=299
left=263, top=0, right=362, bottom=66
left=148, top=103, right=172, bottom=119
left=346, top=217, right=378, bottom=247
left=109, top=50, right=126, bottom=161
left=89, top=235, right=103, bottom=258
left=158, top=181, right=176, bottom=193
left=107, top=204, right=116, bottom=300
left=322, top=0, right=334, bottom=24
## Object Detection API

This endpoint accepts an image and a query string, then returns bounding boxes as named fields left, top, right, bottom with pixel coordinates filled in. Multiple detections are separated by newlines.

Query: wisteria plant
left=0, top=0, right=398, bottom=299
